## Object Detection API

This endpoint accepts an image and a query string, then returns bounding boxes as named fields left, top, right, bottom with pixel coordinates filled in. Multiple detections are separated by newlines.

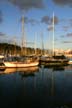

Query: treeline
left=0, top=43, right=43, bottom=55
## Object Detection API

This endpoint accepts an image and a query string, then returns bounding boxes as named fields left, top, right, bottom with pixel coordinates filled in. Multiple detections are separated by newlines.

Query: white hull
left=3, top=61, right=39, bottom=68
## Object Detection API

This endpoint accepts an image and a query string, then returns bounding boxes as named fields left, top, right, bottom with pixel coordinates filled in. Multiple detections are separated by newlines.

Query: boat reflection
left=0, top=68, right=16, bottom=75
left=44, top=65, right=65, bottom=71
left=64, top=65, right=72, bottom=70
left=0, top=66, right=39, bottom=75
left=18, top=66, right=39, bottom=78
left=52, top=66, right=65, bottom=71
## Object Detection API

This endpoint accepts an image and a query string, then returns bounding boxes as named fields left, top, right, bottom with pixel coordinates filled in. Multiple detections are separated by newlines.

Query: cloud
left=53, top=0, right=72, bottom=7
left=20, top=16, right=39, bottom=25
left=63, top=41, right=72, bottom=43
left=61, top=19, right=72, bottom=29
left=0, top=32, right=5, bottom=37
left=47, top=26, right=53, bottom=31
left=62, top=26, right=69, bottom=31
left=8, top=0, right=45, bottom=11
left=41, top=16, right=50, bottom=24
left=41, top=15, right=59, bottom=25
left=0, top=32, right=6, bottom=42
left=68, top=19, right=72, bottom=26
left=66, top=33, right=72, bottom=37
left=28, top=19, right=39, bottom=25
left=69, top=19, right=72, bottom=22
left=0, top=10, right=3, bottom=23
left=51, top=16, right=59, bottom=24
left=62, top=33, right=72, bottom=38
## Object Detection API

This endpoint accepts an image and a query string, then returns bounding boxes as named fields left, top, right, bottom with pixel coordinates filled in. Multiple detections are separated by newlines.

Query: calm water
left=0, top=65, right=72, bottom=108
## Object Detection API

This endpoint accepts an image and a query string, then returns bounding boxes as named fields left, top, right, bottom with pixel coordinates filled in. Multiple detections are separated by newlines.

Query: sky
left=0, top=0, right=72, bottom=50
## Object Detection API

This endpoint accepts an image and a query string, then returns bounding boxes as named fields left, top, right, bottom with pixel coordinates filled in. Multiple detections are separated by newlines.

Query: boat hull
left=39, top=59, right=69, bottom=66
left=3, top=61, right=39, bottom=68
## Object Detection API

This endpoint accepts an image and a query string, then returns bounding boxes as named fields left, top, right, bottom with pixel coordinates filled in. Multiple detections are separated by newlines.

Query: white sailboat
left=0, top=15, right=39, bottom=68
left=0, top=55, right=39, bottom=68
left=3, top=61, right=39, bottom=68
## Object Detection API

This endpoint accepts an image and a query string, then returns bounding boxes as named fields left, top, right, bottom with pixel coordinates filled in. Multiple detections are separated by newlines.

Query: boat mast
left=53, top=12, right=55, bottom=56
left=41, top=32, right=44, bottom=55
left=34, top=32, right=37, bottom=55
left=13, top=36, right=16, bottom=56
left=21, top=15, right=26, bottom=55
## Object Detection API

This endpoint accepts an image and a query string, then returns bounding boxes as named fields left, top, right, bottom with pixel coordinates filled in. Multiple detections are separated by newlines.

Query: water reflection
left=0, top=68, right=17, bottom=75
left=0, top=66, right=39, bottom=75
left=44, top=65, right=65, bottom=71
left=64, top=65, right=72, bottom=70
left=0, top=65, right=72, bottom=107
left=18, top=66, right=39, bottom=78
left=53, top=66, right=65, bottom=71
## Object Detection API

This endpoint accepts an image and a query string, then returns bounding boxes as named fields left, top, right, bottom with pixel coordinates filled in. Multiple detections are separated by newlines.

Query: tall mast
left=41, top=32, right=44, bottom=55
left=53, top=12, right=55, bottom=56
left=34, top=32, right=37, bottom=55
left=21, top=15, right=26, bottom=55
left=21, top=15, right=24, bottom=55
left=13, top=36, right=16, bottom=55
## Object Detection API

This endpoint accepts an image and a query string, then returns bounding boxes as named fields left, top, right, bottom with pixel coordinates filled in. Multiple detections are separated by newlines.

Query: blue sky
left=0, top=0, right=72, bottom=50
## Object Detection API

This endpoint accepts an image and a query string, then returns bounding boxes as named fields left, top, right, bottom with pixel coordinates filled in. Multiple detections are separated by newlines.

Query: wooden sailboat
left=3, top=61, right=39, bottom=68
left=0, top=15, right=39, bottom=68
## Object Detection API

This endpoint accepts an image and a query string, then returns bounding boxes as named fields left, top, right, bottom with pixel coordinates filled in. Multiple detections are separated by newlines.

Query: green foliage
left=0, top=43, right=42, bottom=55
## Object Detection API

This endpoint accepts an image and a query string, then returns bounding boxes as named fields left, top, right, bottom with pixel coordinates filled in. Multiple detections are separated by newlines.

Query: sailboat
left=52, top=12, right=69, bottom=65
left=39, top=12, right=69, bottom=66
left=0, top=16, right=39, bottom=68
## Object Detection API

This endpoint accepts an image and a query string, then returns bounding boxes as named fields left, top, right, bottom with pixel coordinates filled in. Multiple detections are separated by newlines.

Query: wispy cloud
left=62, top=26, right=69, bottom=31
left=7, top=0, right=45, bottom=11
left=20, top=16, right=39, bottom=25
left=0, top=32, right=5, bottom=37
left=53, top=0, right=72, bottom=7
left=28, top=19, right=39, bottom=25
left=61, top=32, right=72, bottom=38
left=68, top=19, right=72, bottom=26
left=0, top=32, right=6, bottom=43
left=47, top=26, right=53, bottom=31
left=63, top=41, right=72, bottom=43
left=66, top=33, right=72, bottom=37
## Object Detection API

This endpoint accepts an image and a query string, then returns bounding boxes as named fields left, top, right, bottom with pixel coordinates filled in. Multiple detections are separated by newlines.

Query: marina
left=0, top=0, right=72, bottom=107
